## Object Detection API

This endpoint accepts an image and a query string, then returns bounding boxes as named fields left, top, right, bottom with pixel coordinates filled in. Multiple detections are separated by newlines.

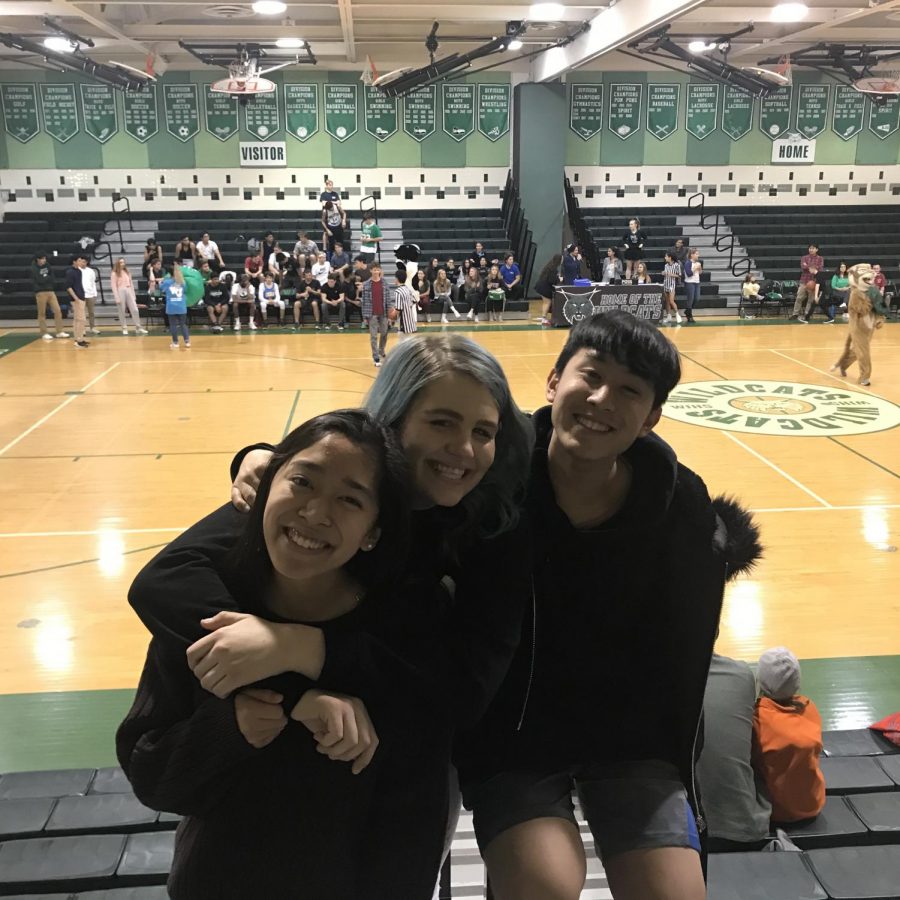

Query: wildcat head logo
left=664, top=380, right=900, bottom=436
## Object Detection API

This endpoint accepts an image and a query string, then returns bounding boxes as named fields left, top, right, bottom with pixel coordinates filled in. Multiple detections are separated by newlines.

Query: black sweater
left=30, top=261, right=55, bottom=291
left=456, top=407, right=762, bottom=841
left=121, top=500, right=530, bottom=898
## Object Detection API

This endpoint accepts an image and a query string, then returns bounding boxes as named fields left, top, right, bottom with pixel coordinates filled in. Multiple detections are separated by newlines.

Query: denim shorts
left=463, top=759, right=701, bottom=861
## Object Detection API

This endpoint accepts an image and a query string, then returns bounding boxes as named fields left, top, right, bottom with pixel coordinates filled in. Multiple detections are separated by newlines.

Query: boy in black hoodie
left=31, top=252, right=69, bottom=341
left=456, top=311, right=761, bottom=900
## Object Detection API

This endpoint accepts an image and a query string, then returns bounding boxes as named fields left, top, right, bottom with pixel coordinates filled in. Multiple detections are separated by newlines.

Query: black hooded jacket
left=455, top=406, right=763, bottom=841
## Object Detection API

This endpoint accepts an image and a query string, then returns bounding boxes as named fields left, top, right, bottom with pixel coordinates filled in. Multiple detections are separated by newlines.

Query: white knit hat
left=758, top=647, right=801, bottom=701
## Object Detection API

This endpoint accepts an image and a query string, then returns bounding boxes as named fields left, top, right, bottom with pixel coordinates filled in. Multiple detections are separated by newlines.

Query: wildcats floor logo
left=663, top=380, right=900, bottom=436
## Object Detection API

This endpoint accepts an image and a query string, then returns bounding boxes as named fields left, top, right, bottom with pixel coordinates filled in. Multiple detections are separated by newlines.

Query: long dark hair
left=537, top=254, right=562, bottom=284
left=233, top=410, right=410, bottom=603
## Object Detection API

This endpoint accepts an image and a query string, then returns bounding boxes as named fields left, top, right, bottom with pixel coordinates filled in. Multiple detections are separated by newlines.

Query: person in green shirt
left=831, top=261, right=850, bottom=318
left=360, top=212, right=382, bottom=262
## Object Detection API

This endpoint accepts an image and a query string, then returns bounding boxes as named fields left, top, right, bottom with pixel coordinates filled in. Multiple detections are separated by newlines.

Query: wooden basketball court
left=1, top=318, right=898, bottom=770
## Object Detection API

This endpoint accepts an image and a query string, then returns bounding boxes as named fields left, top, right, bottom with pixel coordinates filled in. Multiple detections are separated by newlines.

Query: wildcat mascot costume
left=831, top=263, right=888, bottom=386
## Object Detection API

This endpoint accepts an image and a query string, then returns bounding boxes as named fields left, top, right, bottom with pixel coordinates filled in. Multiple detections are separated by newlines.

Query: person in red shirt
left=752, top=647, right=826, bottom=825
left=872, top=263, right=887, bottom=294
left=244, top=252, right=264, bottom=289
left=791, top=243, right=824, bottom=321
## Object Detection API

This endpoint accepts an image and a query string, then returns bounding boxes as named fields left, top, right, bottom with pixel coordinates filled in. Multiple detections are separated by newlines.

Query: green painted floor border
left=0, top=655, right=897, bottom=773
left=0, top=333, right=39, bottom=358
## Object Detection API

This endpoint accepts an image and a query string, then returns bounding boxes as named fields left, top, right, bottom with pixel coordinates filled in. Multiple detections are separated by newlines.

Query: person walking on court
left=65, top=254, right=89, bottom=349
left=31, top=252, right=69, bottom=341
left=161, top=263, right=190, bottom=350
left=81, top=258, right=101, bottom=335
left=111, top=258, right=148, bottom=336
left=662, top=250, right=683, bottom=325
left=361, top=262, right=394, bottom=367
left=392, top=267, right=419, bottom=341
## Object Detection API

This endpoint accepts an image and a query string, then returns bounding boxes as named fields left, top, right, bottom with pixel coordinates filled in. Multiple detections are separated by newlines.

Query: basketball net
left=360, top=55, right=379, bottom=86
left=772, top=55, right=792, bottom=85
left=853, top=70, right=900, bottom=95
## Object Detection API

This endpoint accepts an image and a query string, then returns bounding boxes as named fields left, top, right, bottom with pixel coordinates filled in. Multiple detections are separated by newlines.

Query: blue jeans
left=169, top=313, right=189, bottom=343
left=684, top=282, right=700, bottom=311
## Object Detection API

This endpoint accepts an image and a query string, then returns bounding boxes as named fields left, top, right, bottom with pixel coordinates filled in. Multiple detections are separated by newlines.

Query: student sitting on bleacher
left=752, top=647, right=826, bottom=825
left=204, top=272, right=229, bottom=333
left=293, top=230, right=318, bottom=261
left=258, top=273, right=285, bottom=327
left=147, top=258, right=164, bottom=296
left=292, top=269, right=321, bottom=329
left=231, top=274, right=257, bottom=331
left=244, top=250, right=264, bottom=289
left=196, top=232, right=224, bottom=270
left=697, top=653, right=773, bottom=851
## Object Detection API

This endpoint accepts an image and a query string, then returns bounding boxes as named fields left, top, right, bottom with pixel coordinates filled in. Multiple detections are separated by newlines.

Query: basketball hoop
left=853, top=72, right=900, bottom=95
left=210, top=76, right=276, bottom=95
left=740, top=65, right=792, bottom=87
left=360, top=54, right=379, bottom=86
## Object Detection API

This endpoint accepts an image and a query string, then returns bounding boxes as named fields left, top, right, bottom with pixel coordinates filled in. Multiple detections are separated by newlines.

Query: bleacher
left=0, top=728, right=897, bottom=897
left=0, top=213, right=109, bottom=320
left=580, top=207, right=726, bottom=310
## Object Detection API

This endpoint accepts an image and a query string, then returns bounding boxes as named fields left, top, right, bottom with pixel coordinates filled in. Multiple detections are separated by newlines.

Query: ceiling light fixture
left=688, top=39, right=714, bottom=53
left=275, top=36, right=305, bottom=48
left=529, top=2, right=565, bottom=19
left=43, top=36, right=77, bottom=53
left=252, top=0, right=287, bottom=15
left=507, top=38, right=524, bottom=50
left=770, top=2, right=808, bottom=23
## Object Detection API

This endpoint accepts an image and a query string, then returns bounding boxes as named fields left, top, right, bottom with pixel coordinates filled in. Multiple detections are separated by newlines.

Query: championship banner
left=759, top=86, right=792, bottom=139
left=795, top=84, right=829, bottom=139
left=364, top=85, right=396, bottom=140
left=608, top=84, right=642, bottom=140
left=478, top=83, right=510, bottom=140
left=403, top=85, right=436, bottom=141
left=569, top=84, right=603, bottom=140
left=868, top=95, right=900, bottom=140
left=123, top=85, right=158, bottom=142
left=832, top=86, right=865, bottom=140
left=722, top=85, right=753, bottom=140
left=551, top=283, right=663, bottom=327
left=1, top=84, right=39, bottom=144
left=40, top=84, right=79, bottom=143
left=324, top=84, right=358, bottom=141
left=204, top=85, right=239, bottom=141
left=80, top=83, right=118, bottom=143
left=646, top=84, right=679, bottom=140
left=163, top=84, right=200, bottom=142
left=442, top=83, right=475, bottom=141
left=244, top=89, right=280, bottom=140
left=685, top=84, right=718, bottom=140
left=285, top=84, right=319, bottom=141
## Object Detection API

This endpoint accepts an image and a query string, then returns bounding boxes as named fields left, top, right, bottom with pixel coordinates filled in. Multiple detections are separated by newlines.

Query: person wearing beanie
left=752, top=647, right=826, bottom=824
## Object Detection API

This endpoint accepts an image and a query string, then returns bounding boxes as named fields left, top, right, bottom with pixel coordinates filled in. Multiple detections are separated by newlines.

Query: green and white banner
left=203, top=86, right=238, bottom=141
left=363, top=85, right=396, bottom=141
left=868, top=95, right=900, bottom=140
left=608, top=83, right=642, bottom=140
left=477, top=83, right=510, bottom=141
left=1, top=84, right=39, bottom=144
left=244, top=89, right=280, bottom=140
left=163, top=84, right=200, bottom=142
left=646, top=84, right=680, bottom=140
left=39, top=83, right=78, bottom=143
left=123, top=86, right=158, bottom=142
left=324, top=84, right=358, bottom=141
left=442, top=83, right=475, bottom=141
left=831, top=85, right=865, bottom=140
left=569, top=84, right=603, bottom=140
left=722, top=85, right=753, bottom=140
left=80, top=83, right=118, bottom=143
left=403, top=85, right=436, bottom=141
left=759, top=86, right=792, bottom=139
left=795, top=84, right=829, bottom=139
left=685, top=83, right=718, bottom=140
left=285, top=84, right=319, bottom=141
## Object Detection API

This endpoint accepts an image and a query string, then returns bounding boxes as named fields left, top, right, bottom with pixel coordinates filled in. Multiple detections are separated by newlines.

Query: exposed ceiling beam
left=337, top=0, right=356, bottom=62
left=52, top=0, right=152, bottom=54
left=678, top=7, right=852, bottom=24
left=533, top=0, right=711, bottom=80
left=730, top=0, right=900, bottom=59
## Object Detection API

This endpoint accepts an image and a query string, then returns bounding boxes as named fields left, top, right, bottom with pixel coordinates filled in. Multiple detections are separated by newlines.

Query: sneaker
left=452, top=308, right=461, bottom=319
left=89, top=327, right=101, bottom=335
left=56, top=331, right=70, bottom=338
left=249, top=320, right=257, bottom=330
left=467, top=309, right=474, bottom=320
left=74, top=340, right=89, bottom=349
left=315, top=324, right=321, bottom=330
left=441, top=315, right=449, bottom=324
left=788, top=314, right=798, bottom=321
left=829, top=364, right=847, bottom=377
left=137, top=327, right=148, bottom=335
left=842, top=313, right=849, bottom=321
left=170, top=342, right=179, bottom=350
left=122, top=327, right=129, bottom=335
left=185, top=341, right=191, bottom=348
left=337, top=324, right=345, bottom=331
left=675, top=313, right=683, bottom=324
left=234, top=321, right=241, bottom=331
left=374, top=358, right=382, bottom=368
left=539, top=317, right=551, bottom=326
left=824, top=318, right=835, bottom=324
left=41, top=333, right=54, bottom=341
left=474, top=315, right=480, bottom=323
left=860, top=380, right=871, bottom=386
left=325, top=325, right=332, bottom=331
left=798, top=316, right=808, bottom=324
left=839, top=302, right=847, bottom=310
